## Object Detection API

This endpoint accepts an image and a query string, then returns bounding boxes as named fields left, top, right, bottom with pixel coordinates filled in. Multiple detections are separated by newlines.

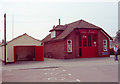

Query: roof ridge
left=80, top=20, right=102, bottom=28
left=7, top=33, right=40, bottom=44
left=67, top=19, right=83, bottom=25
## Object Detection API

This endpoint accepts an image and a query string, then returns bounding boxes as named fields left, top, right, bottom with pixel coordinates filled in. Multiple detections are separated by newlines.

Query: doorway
left=15, top=46, right=35, bottom=61
left=14, top=46, right=44, bottom=62
left=79, top=30, right=97, bottom=58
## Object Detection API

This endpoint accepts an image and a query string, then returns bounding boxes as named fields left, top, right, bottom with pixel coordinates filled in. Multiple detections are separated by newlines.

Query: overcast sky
left=0, top=0, right=118, bottom=41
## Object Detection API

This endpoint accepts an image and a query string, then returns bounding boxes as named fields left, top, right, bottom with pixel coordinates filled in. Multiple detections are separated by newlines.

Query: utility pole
left=12, top=15, right=14, bottom=39
left=4, top=13, right=6, bottom=65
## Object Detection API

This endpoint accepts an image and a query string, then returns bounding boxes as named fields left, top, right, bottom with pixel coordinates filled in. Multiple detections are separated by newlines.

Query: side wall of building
left=64, top=31, right=79, bottom=59
left=0, top=46, right=2, bottom=60
left=44, top=40, right=65, bottom=59
left=2, top=46, right=4, bottom=61
left=97, top=30, right=110, bottom=57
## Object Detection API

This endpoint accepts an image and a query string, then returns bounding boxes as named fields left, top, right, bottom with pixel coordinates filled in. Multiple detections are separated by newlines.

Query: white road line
left=76, top=79, right=81, bottom=82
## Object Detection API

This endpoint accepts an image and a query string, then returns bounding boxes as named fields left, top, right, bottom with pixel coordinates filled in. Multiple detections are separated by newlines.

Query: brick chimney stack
left=59, top=19, right=60, bottom=25
left=53, top=25, right=55, bottom=29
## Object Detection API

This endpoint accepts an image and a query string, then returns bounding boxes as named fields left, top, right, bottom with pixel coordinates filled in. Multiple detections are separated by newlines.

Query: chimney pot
left=53, top=25, right=55, bottom=29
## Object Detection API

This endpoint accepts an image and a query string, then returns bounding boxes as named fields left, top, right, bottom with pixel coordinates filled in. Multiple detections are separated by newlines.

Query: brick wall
left=97, top=30, right=110, bottom=57
left=64, top=31, right=79, bottom=59
left=44, top=40, right=65, bottom=59
left=44, top=29, right=110, bottom=59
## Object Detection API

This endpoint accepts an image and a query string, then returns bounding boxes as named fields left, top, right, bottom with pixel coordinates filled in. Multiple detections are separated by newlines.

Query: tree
left=114, top=30, right=120, bottom=42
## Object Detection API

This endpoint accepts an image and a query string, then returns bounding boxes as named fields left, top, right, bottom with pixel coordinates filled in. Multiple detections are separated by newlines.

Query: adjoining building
left=0, top=43, right=2, bottom=60
left=2, top=33, right=43, bottom=63
left=42, top=19, right=113, bottom=59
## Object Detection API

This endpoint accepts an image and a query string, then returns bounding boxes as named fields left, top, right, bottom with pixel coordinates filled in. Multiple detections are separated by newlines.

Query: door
left=79, top=33, right=97, bottom=58
left=35, top=46, right=44, bottom=61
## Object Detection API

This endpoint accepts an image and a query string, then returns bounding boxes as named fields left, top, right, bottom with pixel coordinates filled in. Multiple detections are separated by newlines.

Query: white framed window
left=103, top=40, right=107, bottom=51
left=67, top=40, right=72, bottom=52
left=51, top=31, right=56, bottom=38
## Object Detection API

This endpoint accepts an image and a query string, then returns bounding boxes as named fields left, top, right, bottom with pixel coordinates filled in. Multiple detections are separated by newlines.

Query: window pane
left=88, top=35, right=91, bottom=46
left=83, top=35, right=87, bottom=46
left=79, top=35, right=82, bottom=47
left=51, top=31, right=56, bottom=38
left=92, top=35, right=97, bottom=46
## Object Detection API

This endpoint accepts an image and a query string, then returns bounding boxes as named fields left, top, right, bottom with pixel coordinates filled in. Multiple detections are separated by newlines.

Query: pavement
left=2, top=55, right=119, bottom=82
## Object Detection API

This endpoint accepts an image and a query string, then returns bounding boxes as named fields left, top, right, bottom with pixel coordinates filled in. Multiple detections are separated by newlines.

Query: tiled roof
left=41, top=34, right=51, bottom=43
left=49, top=25, right=67, bottom=32
left=42, top=19, right=112, bottom=43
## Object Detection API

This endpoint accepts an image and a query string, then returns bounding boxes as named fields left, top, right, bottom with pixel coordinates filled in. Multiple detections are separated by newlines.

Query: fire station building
left=42, top=19, right=113, bottom=59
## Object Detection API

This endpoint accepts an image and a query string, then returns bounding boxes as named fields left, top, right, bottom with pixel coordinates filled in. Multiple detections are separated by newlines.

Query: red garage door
left=35, top=46, right=44, bottom=61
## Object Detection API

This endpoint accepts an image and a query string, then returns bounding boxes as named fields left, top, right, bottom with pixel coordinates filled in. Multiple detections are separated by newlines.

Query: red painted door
left=35, top=46, right=44, bottom=61
left=79, top=30, right=97, bottom=58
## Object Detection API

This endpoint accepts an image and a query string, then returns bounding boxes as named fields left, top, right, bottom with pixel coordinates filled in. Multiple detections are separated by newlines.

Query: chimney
left=53, top=25, right=55, bottom=29
left=59, top=19, right=60, bottom=25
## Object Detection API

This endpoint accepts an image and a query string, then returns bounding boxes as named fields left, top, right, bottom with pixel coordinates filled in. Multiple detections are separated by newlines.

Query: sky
left=0, top=0, right=118, bottom=41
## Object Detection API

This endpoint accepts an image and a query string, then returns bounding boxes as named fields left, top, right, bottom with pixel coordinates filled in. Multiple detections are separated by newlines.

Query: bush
left=110, top=48, right=120, bottom=55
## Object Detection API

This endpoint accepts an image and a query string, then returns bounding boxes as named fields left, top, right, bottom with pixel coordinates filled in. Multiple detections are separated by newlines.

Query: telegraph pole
left=4, top=13, right=6, bottom=65
left=12, top=15, right=14, bottom=39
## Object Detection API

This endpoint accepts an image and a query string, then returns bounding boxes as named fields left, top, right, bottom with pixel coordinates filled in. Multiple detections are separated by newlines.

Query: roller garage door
left=14, top=46, right=43, bottom=62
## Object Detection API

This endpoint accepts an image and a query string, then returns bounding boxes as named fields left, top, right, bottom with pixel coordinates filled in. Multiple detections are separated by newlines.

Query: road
left=2, top=56, right=118, bottom=82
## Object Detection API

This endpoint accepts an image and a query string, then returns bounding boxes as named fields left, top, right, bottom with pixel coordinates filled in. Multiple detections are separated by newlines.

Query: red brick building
left=42, top=19, right=113, bottom=59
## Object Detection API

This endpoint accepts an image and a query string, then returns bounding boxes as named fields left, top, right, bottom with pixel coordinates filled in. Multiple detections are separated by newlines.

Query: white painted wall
left=2, top=46, right=4, bottom=61
left=0, top=46, right=2, bottom=60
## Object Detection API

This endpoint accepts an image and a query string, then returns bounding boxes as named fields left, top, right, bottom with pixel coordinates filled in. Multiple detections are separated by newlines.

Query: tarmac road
left=2, top=56, right=118, bottom=82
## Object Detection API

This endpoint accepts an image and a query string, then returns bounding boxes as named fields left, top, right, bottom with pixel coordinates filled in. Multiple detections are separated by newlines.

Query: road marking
left=61, top=77, right=65, bottom=80
left=48, top=78, right=50, bottom=80
left=62, top=70, right=66, bottom=72
left=76, top=79, right=80, bottom=82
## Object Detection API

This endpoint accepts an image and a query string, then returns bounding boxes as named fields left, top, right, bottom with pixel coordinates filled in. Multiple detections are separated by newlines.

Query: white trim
left=51, top=31, right=56, bottom=38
